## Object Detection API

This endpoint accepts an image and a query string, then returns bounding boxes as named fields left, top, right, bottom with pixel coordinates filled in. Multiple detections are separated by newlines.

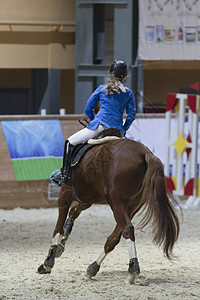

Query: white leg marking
left=126, top=239, right=137, bottom=259
left=96, top=250, right=107, bottom=266
left=126, top=272, right=138, bottom=285
left=52, top=233, right=62, bottom=245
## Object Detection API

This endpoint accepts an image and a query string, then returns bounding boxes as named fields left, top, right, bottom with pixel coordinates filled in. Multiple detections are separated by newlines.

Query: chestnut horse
left=38, top=138, right=180, bottom=284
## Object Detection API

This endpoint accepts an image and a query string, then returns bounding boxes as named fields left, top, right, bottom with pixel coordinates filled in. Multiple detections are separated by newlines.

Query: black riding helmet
left=109, top=60, right=128, bottom=79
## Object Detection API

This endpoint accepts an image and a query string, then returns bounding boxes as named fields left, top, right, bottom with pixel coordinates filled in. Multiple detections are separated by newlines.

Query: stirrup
left=49, top=169, right=62, bottom=187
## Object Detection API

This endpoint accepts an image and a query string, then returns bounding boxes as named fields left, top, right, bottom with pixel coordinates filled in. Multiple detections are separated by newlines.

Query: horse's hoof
left=37, top=264, right=51, bottom=274
left=126, top=271, right=139, bottom=285
left=126, top=258, right=140, bottom=284
left=87, top=261, right=100, bottom=277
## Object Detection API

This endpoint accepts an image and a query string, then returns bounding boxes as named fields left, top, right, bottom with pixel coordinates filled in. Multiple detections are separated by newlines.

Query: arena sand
left=0, top=204, right=199, bottom=300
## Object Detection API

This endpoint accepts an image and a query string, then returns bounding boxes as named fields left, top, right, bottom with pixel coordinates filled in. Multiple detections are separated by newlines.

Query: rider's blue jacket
left=84, top=83, right=136, bottom=133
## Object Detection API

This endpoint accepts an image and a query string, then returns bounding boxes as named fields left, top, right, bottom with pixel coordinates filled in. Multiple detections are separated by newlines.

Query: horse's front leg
left=57, top=201, right=92, bottom=253
left=38, top=188, right=91, bottom=274
left=87, top=224, right=122, bottom=278
left=38, top=185, right=73, bottom=274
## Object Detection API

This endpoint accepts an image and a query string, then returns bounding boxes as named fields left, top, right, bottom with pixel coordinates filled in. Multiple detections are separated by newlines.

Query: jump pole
left=165, top=93, right=200, bottom=200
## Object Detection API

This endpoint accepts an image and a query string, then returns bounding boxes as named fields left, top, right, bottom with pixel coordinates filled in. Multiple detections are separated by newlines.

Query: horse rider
left=50, top=59, right=136, bottom=186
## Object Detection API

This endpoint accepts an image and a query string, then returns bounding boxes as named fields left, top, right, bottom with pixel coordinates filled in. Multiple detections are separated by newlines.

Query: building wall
left=0, top=69, right=31, bottom=88
left=60, top=70, right=75, bottom=114
left=0, top=1, right=199, bottom=113
left=0, top=0, right=75, bottom=69
left=0, top=0, right=76, bottom=114
left=143, top=61, right=200, bottom=110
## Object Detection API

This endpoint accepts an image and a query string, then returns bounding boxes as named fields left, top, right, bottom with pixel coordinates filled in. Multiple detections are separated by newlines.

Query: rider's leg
left=68, top=124, right=106, bottom=145
left=50, top=125, right=106, bottom=186
left=50, top=140, right=74, bottom=186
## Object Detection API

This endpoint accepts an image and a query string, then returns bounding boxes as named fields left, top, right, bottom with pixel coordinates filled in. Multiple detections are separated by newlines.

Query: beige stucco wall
left=0, top=0, right=75, bottom=69
left=0, top=0, right=75, bottom=21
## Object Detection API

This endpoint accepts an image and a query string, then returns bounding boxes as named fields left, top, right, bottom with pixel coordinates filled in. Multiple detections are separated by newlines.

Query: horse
left=38, top=138, right=180, bottom=284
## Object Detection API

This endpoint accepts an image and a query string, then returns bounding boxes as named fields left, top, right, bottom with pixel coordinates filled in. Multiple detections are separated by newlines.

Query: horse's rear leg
left=124, top=198, right=144, bottom=283
left=87, top=224, right=122, bottom=277
left=126, top=239, right=140, bottom=284
left=108, top=193, right=140, bottom=283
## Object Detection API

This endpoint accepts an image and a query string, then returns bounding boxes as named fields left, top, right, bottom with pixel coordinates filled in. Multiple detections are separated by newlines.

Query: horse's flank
left=70, top=139, right=180, bottom=259
left=70, top=139, right=148, bottom=205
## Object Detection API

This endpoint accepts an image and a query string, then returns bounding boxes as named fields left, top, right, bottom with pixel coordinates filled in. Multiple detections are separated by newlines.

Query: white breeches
left=68, top=124, right=106, bottom=146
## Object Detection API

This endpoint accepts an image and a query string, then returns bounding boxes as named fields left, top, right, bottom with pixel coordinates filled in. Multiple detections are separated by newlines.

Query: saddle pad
left=88, top=136, right=120, bottom=145
left=71, top=144, right=95, bottom=167
left=88, top=127, right=121, bottom=145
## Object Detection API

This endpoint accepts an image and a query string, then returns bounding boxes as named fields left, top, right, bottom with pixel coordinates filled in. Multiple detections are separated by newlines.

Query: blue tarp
left=1, top=120, right=64, bottom=159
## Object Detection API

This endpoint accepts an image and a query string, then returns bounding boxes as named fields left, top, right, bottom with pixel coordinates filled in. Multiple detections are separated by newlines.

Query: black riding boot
left=50, top=140, right=74, bottom=186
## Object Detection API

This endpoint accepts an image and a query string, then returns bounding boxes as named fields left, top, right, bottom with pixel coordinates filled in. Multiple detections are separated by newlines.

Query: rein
left=79, top=118, right=89, bottom=128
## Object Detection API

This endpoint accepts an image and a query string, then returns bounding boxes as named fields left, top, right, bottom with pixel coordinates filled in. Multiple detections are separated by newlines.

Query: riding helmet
left=109, top=60, right=128, bottom=79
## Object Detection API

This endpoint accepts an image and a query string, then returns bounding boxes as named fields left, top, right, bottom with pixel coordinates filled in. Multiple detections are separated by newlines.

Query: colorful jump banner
left=1, top=120, right=64, bottom=181
left=138, top=0, right=200, bottom=60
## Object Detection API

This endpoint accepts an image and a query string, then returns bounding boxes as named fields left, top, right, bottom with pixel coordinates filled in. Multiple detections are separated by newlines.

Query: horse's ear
left=93, top=101, right=100, bottom=114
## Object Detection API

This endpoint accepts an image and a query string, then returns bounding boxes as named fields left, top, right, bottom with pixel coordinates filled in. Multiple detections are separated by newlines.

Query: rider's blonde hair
left=102, top=72, right=127, bottom=95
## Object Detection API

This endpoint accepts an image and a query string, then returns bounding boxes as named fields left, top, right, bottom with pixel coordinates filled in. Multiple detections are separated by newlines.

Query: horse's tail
left=138, top=152, right=180, bottom=259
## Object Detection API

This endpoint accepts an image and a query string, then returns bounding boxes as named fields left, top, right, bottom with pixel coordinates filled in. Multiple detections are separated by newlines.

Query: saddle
left=71, top=143, right=94, bottom=167
left=88, top=127, right=121, bottom=144
left=71, top=128, right=121, bottom=167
